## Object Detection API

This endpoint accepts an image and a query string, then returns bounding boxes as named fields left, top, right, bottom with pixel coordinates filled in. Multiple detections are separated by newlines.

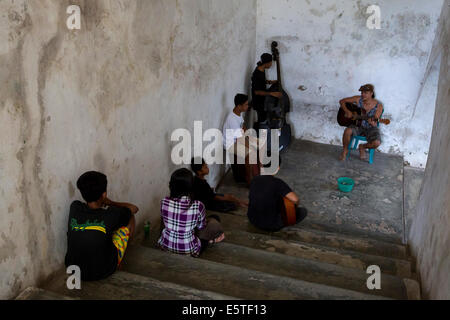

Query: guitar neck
left=355, top=115, right=379, bottom=121
left=354, top=115, right=390, bottom=125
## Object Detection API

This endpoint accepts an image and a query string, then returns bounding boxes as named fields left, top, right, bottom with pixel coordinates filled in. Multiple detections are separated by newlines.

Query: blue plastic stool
left=346, top=110, right=383, bottom=164
left=347, top=136, right=375, bottom=164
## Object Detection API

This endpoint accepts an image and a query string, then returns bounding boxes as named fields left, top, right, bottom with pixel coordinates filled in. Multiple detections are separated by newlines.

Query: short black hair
left=261, top=53, right=273, bottom=64
left=234, top=94, right=249, bottom=107
left=263, top=154, right=282, bottom=169
left=76, top=171, right=107, bottom=203
left=169, top=168, right=194, bottom=199
left=191, top=157, right=205, bottom=176
left=257, top=53, right=273, bottom=66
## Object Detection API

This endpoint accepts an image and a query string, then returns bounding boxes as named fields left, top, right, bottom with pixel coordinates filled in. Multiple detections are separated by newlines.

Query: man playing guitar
left=339, top=84, right=384, bottom=161
left=247, top=155, right=308, bottom=232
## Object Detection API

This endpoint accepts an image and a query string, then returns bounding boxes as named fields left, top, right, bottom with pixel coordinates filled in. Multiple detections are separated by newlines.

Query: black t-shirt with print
left=251, top=68, right=267, bottom=111
left=247, top=175, right=292, bottom=232
left=65, top=201, right=132, bottom=281
left=193, top=176, right=216, bottom=208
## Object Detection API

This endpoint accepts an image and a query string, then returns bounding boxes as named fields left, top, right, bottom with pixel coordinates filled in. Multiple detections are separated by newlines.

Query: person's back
left=158, top=168, right=225, bottom=257
left=247, top=156, right=308, bottom=232
left=247, top=175, right=290, bottom=232
left=65, top=201, right=131, bottom=281
left=252, top=67, right=266, bottom=118
left=65, top=171, right=138, bottom=281
left=158, top=195, right=206, bottom=256
left=192, top=175, right=216, bottom=208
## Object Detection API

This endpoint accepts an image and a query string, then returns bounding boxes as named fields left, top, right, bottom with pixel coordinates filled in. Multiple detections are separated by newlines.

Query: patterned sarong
left=112, top=227, right=130, bottom=266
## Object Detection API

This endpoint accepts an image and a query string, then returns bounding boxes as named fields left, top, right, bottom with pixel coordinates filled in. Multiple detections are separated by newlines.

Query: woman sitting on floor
left=158, top=168, right=225, bottom=257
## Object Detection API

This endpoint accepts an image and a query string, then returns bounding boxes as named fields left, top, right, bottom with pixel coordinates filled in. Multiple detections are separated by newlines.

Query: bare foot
left=239, top=200, right=249, bottom=208
left=210, top=233, right=225, bottom=244
left=339, top=150, right=348, bottom=161
left=359, top=145, right=367, bottom=161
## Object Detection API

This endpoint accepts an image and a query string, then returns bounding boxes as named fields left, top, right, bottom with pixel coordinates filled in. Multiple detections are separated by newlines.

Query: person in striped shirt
left=158, top=168, right=225, bottom=257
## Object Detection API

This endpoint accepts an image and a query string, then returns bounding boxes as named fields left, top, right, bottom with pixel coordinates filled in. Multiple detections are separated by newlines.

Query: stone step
left=200, top=242, right=421, bottom=300
left=216, top=212, right=408, bottom=260
left=121, top=245, right=390, bottom=300
left=43, top=269, right=236, bottom=300
left=15, top=287, right=75, bottom=300
left=223, top=229, right=412, bottom=278
left=289, top=218, right=403, bottom=246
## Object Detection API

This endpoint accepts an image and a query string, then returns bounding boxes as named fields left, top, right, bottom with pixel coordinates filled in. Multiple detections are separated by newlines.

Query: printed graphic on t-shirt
left=70, top=218, right=107, bottom=234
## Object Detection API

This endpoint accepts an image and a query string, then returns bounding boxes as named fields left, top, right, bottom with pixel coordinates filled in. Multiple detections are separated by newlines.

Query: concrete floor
left=218, top=140, right=420, bottom=245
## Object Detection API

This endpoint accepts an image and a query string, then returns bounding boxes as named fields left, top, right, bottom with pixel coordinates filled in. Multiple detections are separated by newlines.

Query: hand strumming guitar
left=368, top=118, right=378, bottom=127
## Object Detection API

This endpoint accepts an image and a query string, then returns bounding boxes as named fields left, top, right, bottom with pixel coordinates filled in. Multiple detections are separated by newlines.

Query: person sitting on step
left=247, top=156, right=308, bottom=232
left=65, top=171, right=139, bottom=281
left=339, top=84, right=384, bottom=162
left=222, top=94, right=261, bottom=187
left=158, top=168, right=225, bottom=257
left=191, top=157, right=248, bottom=213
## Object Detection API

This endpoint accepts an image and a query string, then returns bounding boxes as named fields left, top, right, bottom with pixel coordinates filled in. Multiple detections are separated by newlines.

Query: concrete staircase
left=15, top=141, right=420, bottom=300
left=18, top=207, right=420, bottom=300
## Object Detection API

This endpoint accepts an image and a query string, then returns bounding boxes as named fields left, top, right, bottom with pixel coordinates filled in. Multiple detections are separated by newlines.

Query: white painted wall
left=0, top=0, right=447, bottom=301
left=410, top=0, right=450, bottom=299
left=256, top=0, right=443, bottom=168
left=0, top=0, right=256, bottom=299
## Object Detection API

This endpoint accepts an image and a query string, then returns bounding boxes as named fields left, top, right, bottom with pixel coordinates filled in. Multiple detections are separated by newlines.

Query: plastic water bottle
left=144, top=221, right=150, bottom=239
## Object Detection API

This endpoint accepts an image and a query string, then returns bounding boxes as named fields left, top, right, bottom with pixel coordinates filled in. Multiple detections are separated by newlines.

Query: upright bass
left=261, top=41, right=292, bottom=152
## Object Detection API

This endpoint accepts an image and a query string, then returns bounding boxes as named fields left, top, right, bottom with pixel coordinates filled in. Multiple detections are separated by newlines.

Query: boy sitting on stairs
left=248, top=156, right=308, bottom=232
left=65, top=171, right=139, bottom=281
left=158, top=168, right=225, bottom=257
left=191, top=157, right=248, bottom=213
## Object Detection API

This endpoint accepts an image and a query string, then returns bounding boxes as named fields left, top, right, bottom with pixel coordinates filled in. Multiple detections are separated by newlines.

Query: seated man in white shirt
left=223, top=94, right=260, bottom=186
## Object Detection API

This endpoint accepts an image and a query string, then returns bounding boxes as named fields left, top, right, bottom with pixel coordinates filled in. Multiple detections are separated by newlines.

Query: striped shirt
left=157, top=196, right=206, bottom=256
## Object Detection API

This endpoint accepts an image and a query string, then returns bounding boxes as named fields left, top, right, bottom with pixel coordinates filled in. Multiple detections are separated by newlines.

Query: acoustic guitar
left=337, top=103, right=391, bottom=127
left=351, top=113, right=390, bottom=125
left=282, top=197, right=297, bottom=227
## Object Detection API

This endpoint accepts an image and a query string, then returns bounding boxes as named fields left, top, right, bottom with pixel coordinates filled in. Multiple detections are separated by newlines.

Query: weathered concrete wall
left=410, top=1, right=450, bottom=300
left=0, top=0, right=256, bottom=299
left=256, top=0, right=443, bottom=168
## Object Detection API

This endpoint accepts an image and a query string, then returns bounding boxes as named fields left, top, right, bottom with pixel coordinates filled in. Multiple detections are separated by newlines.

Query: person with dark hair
left=251, top=53, right=283, bottom=125
left=339, top=84, right=384, bottom=161
left=158, top=168, right=225, bottom=257
left=247, top=156, right=308, bottom=232
left=65, top=171, right=139, bottom=281
left=223, top=94, right=261, bottom=185
left=191, top=158, right=248, bottom=212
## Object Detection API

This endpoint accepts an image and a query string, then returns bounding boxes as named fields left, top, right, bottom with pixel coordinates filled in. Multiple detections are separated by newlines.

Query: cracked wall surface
left=256, top=0, right=443, bottom=168
left=410, top=0, right=450, bottom=300
left=0, top=0, right=257, bottom=299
